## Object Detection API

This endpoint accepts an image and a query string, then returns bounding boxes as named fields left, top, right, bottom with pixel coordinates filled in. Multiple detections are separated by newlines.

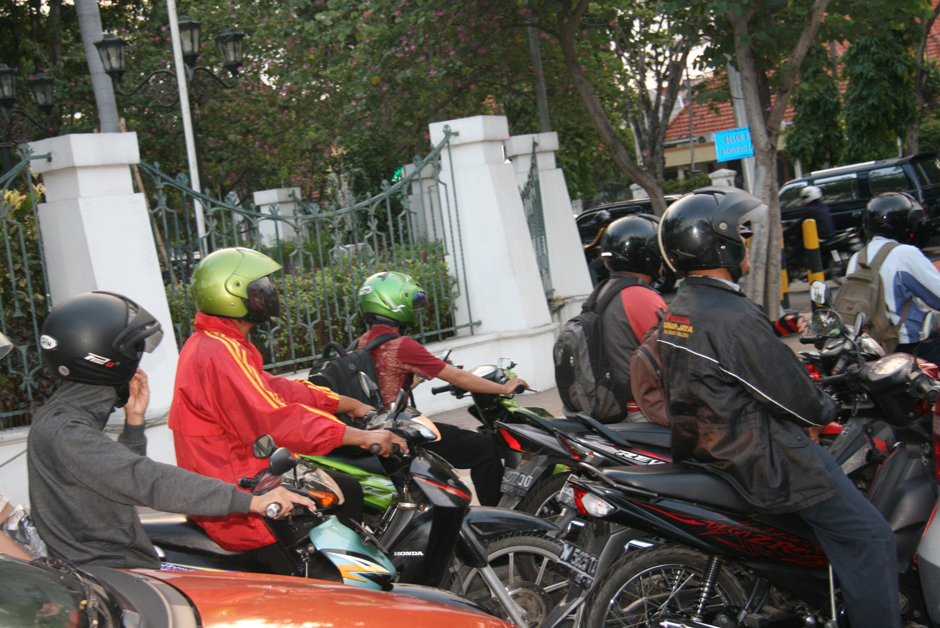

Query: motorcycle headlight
left=860, top=335, right=887, bottom=357
left=297, top=465, right=345, bottom=505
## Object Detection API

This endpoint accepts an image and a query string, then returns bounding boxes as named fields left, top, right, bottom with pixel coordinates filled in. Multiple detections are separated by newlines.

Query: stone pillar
left=709, top=168, right=738, bottom=188
left=504, top=132, right=592, bottom=324
left=429, top=116, right=552, bottom=336
left=254, top=187, right=301, bottom=245
left=631, top=183, right=649, bottom=199
left=28, top=133, right=179, bottom=420
left=403, top=162, right=442, bottom=241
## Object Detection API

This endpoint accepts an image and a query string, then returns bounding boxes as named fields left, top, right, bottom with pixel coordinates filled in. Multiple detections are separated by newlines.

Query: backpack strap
left=585, top=275, right=644, bottom=314
left=321, top=342, right=348, bottom=359
left=352, top=333, right=400, bottom=353
left=866, top=241, right=900, bottom=271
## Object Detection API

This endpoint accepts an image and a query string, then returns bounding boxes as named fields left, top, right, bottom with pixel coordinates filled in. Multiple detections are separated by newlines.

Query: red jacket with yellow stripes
left=168, top=313, right=346, bottom=551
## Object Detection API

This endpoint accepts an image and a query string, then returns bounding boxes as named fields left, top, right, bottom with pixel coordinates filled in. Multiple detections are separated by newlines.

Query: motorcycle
left=557, top=308, right=940, bottom=628
left=145, top=389, right=570, bottom=627
left=783, top=223, right=863, bottom=281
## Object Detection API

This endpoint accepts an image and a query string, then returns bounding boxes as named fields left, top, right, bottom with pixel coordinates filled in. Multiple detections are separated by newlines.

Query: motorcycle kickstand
left=478, top=564, right=529, bottom=627
left=826, top=564, right=838, bottom=628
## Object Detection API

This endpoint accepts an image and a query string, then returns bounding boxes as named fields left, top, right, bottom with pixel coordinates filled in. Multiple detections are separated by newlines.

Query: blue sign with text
left=714, top=127, right=754, bottom=162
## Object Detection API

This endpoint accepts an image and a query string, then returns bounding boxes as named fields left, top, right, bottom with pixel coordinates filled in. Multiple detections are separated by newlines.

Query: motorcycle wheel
left=518, top=471, right=594, bottom=545
left=448, top=533, right=568, bottom=628
left=586, top=545, right=747, bottom=628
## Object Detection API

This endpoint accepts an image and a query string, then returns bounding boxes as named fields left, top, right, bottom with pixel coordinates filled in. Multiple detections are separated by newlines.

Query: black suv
left=576, top=195, right=682, bottom=293
left=779, top=152, right=940, bottom=240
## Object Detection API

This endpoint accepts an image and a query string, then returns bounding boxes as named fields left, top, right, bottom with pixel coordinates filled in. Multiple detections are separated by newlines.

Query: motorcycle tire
left=447, top=533, right=567, bottom=628
left=585, top=544, right=747, bottom=628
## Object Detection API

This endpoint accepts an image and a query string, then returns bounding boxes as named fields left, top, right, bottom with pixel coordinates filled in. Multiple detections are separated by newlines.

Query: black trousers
left=794, top=443, right=899, bottom=628
left=248, top=470, right=364, bottom=577
left=425, top=422, right=504, bottom=506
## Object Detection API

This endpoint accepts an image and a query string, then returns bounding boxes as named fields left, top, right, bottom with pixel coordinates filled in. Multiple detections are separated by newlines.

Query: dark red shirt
left=357, top=325, right=447, bottom=405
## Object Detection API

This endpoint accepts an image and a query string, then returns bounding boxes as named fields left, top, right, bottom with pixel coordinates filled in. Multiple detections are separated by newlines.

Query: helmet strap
left=729, top=263, right=744, bottom=283
left=114, top=382, right=131, bottom=409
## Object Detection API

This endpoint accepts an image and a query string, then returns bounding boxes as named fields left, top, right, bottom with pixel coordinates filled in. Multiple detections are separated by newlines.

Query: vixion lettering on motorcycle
left=554, top=309, right=940, bottom=628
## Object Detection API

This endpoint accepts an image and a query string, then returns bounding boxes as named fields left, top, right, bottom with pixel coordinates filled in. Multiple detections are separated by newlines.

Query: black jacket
left=28, top=382, right=252, bottom=568
left=658, top=276, right=837, bottom=513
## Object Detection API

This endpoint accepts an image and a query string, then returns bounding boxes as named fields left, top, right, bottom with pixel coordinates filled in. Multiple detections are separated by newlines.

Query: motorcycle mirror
left=253, top=434, right=277, bottom=458
left=497, top=357, right=515, bottom=370
left=920, top=311, right=940, bottom=342
left=809, top=309, right=846, bottom=338
left=0, top=332, right=12, bottom=360
left=268, top=447, right=298, bottom=476
left=389, top=387, right=409, bottom=421
left=440, top=349, right=452, bottom=363
left=852, top=312, right=868, bottom=340
left=809, top=281, right=832, bottom=308
left=358, top=372, right=382, bottom=405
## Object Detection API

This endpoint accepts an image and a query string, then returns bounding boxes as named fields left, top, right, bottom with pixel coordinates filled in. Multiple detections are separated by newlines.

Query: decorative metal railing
left=520, top=140, right=553, bottom=299
left=140, top=126, right=476, bottom=372
left=0, top=146, right=52, bottom=429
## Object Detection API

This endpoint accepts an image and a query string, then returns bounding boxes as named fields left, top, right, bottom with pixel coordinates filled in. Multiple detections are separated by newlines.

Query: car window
left=779, top=184, right=806, bottom=210
left=916, top=157, right=940, bottom=186
left=868, top=166, right=912, bottom=196
left=814, top=174, right=859, bottom=203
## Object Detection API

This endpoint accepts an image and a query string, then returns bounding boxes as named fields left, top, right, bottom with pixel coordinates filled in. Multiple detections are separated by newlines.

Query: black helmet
left=658, top=186, right=765, bottom=280
left=863, top=192, right=926, bottom=244
left=595, top=209, right=613, bottom=226
left=40, top=291, right=163, bottom=396
left=601, top=214, right=662, bottom=278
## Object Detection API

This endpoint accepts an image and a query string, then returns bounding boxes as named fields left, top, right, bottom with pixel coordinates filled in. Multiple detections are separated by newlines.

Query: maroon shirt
left=357, top=325, right=447, bottom=405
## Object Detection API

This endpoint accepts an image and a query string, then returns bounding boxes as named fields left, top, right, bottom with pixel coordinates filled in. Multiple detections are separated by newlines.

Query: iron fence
left=519, top=140, right=553, bottom=299
left=141, top=125, right=477, bottom=372
left=0, top=146, right=52, bottom=429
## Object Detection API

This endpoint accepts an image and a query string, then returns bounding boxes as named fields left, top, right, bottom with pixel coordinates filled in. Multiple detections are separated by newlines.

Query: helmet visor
left=143, top=327, right=164, bottom=354
left=246, top=275, right=281, bottom=320
left=413, top=291, right=429, bottom=311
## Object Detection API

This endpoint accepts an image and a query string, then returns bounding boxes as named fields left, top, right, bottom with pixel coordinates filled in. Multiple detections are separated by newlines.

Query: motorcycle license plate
left=501, top=469, right=535, bottom=497
left=555, top=542, right=598, bottom=589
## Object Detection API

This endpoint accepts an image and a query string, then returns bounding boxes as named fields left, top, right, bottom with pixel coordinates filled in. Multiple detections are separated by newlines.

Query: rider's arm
left=894, top=245, right=940, bottom=311
left=438, top=364, right=527, bottom=395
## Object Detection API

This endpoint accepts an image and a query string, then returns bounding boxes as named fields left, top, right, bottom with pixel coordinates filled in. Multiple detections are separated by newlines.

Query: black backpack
left=307, top=333, right=397, bottom=423
left=553, top=276, right=641, bottom=423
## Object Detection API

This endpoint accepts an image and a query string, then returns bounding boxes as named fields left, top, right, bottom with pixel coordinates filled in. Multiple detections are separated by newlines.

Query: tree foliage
left=785, top=44, right=843, bottom=171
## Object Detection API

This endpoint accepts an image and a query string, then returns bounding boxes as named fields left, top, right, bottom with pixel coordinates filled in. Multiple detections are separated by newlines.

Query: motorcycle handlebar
left=431, top=384, right=455, bottom=395
left=514, top=384, right=525, bottom=394
left=369, top=443, right=382, bottom=455
left=910, top=374, right=939, bottom=403
left=799, top=337, right=817, bottom=344
left=818, top=373, right=848, bottom=387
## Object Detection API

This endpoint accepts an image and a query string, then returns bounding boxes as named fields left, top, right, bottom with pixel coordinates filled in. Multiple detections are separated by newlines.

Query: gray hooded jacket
left=28, top=382, right=252, bottom=568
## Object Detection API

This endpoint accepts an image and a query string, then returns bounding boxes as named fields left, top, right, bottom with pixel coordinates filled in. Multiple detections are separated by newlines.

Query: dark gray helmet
left=863, top=192, right=926, bottom=244
left=601, top=214, right=662, bottom=278
left=40, top=291, right=163, bottom=396
left=658, top=186, right=764, bottom=280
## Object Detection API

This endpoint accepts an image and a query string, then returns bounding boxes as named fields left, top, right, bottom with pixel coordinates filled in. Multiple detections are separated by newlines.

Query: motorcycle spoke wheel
left=449, top=533, right=568, bottom=628
left=587, top=546, right=745, bottom=628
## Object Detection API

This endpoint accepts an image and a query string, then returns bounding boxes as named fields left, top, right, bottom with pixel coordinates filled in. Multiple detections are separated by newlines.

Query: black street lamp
left=0, top=62, right=55, bottom=175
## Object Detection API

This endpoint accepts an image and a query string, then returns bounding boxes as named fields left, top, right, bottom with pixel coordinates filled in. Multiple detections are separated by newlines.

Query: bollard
left=781, top=234, right=790, bottom=311
left=803, top=219, right=826, bottom=291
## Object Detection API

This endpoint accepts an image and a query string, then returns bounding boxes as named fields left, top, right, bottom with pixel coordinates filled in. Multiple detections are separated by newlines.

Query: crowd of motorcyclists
left=4, top=182, right=940, bottom=628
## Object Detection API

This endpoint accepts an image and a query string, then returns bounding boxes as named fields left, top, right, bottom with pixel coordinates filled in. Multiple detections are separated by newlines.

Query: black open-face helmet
left=601, top=214, right=663, bottom=279
left=863, top=192, right=926, bottom=244
left=658, top=186, right=765, bottom=281
left=40, top=291, right=163, bottom=404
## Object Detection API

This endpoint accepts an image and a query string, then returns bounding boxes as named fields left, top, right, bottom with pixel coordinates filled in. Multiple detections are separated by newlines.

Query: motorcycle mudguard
left=299, top=454, right=396, bottom=512
left=308, top=516, right=396, bottom=590
left=462, top=506, right=558, bottom=541
left=387, top=583, right=497, bottom=617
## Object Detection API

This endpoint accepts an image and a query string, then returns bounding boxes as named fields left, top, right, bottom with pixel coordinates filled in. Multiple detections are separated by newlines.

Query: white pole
left=166, top=0, right=206, bottom=248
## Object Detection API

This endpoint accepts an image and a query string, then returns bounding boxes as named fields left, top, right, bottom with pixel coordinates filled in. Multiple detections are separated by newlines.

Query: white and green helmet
left=358, top=272, right=429, bottom=325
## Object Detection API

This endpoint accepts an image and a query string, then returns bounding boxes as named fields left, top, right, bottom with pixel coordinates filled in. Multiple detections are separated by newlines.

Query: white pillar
left=504, top=132, right=592, bottom=323
left=429, top=116, right=552, bottom=336
left=404, top=162, right=442, bottom=241
left=709, top=168, right=738, bottom=188
left=630, top=183, right=649, bottom=200
left=28, top=133, right=179, bottom=420
left=254, top=187, right=301, bottom=245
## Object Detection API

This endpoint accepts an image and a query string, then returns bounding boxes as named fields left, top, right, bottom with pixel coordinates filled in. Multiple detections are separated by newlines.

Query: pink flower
left=365, top=121, right=372, bottom=127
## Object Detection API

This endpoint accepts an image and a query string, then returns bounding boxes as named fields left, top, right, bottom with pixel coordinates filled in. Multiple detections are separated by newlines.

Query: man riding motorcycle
left=657, top=186, right=899, bottom=628
left=28, top=291, right=313, bottom=569
left=168, top=248, right=405, bottom=574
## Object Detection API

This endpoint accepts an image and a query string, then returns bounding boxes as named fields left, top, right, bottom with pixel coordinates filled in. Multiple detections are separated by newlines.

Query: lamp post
left=0, top=63, right=55, bottom=175
left=94, top=17, right=246, bottom=182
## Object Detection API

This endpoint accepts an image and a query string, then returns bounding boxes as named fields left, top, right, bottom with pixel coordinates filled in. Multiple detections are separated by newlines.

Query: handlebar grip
left=910, top=374, right=939, bottom=403
left=369, top=443, right=382, bottom=455
left=265, top=502, right=282, bottom=519
left=799, top=337, right=817, bottom=344
left=818, top=373, right=848, bottom=386
left=513, top=384, right=525, bottom=394
left=431, top=385, right=453, bottom=395
left=831, top=353, right=851, bottom=375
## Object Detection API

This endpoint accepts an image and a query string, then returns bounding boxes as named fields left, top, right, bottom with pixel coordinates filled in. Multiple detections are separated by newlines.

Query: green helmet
left=192, top=247, right=283, bottom=324
left=358, top=272, right=429, bottom=325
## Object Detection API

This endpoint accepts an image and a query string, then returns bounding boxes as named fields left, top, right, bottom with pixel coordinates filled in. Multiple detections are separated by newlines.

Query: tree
left=75, top=0, right=119, bottom=133
left=906, top=0, right=940, bottom=154
left=785, top=44, right=843, bottom=172
left=843, top=28, right=917, bottom=162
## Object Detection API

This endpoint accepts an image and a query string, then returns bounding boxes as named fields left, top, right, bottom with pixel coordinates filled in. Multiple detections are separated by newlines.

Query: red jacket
left=169, top=313, right=346, bottom=550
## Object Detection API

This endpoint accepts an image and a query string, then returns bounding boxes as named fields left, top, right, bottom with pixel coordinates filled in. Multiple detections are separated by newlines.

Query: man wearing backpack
left=841, top=192, right=940, bottom=361
left=658, top=186, right=898, bottom=628
left=355, top=271, right=527, bottom=506
left=169, top=248, right=406, bottom=573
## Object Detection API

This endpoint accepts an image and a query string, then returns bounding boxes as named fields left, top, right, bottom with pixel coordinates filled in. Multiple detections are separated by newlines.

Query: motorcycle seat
left=321, top=445, right=387, bottom=475
left=606, top=423, right=672, bottom=449
left=141, top=514, right=244, bottom=557
left=603, top=463, right=754, bottom=514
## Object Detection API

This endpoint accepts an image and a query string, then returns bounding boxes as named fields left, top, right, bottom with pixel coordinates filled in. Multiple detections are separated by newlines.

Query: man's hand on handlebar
left=501, top=377, right=529, bottom=395
left=249, top=486, right=317, bottom=519
left=343, top=426, right=408, bottom=457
